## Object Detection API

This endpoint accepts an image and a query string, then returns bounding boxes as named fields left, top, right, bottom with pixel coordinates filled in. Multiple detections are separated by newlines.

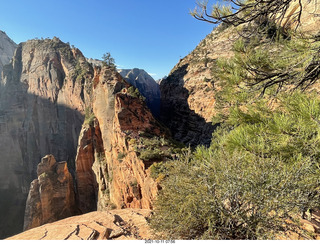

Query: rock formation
left=76, top=66, right=170, bottom=212
left=159, top=26, right=238, bottom=146
left=118, top=68, right=161, bottom=117
left=75, top=119, right=102, bottom=214
left=8, top=209, right=153, bottom=240
left=0, top=30, right=17, bottom=78
left=23, top=155, right=78, bottom=231
left=0, top=37, right=175, bottom=236
left=0, top=37, right=92, bottom=238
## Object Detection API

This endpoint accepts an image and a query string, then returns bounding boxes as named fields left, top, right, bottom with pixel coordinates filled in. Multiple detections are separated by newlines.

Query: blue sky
left=0, top=0, right=215, bottom=80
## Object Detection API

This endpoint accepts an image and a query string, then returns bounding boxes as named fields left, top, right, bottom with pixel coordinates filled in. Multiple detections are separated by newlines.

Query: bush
left=84, top=107, right=95, bottom=126
left=151, top=148, right=320, bottom=240
left=150, top=92, right=320, bottom=240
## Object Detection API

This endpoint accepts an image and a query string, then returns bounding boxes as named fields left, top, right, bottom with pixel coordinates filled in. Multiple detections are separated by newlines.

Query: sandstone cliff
left=18, top=42, right=175, bottom=233
left=23, top=155, right=78, bottom=231
left=160, top=26, right=238, bottom=146
left=75, top=66, right=172, bottom=213
left=160, top=0, right=320, bottom=148
left=0, top=37, right=92, bottom=238
left=0, top=30, right=17, bottom=78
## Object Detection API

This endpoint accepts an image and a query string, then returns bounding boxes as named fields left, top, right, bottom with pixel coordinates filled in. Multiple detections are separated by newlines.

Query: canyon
left=0, top=33, right=179, bottom=239
left=1, top=0, right=320, bottom=239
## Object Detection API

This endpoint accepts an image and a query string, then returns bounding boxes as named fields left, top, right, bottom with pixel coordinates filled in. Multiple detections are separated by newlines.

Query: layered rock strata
left=160, top=26, right=238, bottom=146
left=75, top=66, right=168, bottom=212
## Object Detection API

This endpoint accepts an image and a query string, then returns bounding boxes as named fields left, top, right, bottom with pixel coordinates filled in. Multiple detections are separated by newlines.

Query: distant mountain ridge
left=0, top=31, right=17, bottom=78
left=118, top=68, right=161, bottom=117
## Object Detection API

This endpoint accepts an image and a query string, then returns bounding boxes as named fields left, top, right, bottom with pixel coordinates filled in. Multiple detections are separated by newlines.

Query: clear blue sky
left=0, top=0, right=216, bottom=80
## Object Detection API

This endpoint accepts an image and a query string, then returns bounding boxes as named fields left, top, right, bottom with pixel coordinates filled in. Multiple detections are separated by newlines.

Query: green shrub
left=139, top=148, right=163, bottom=161
left=151, top=148, right=320, bottom=240
left=84, top=107, right=95, bottom=126
left=151, top=92, right=320, bottom=240
left=117, top=152, right=127, bottom=161
left=127, top=86, right=146, bottom=101
left=150, top=162, right=167, bottom=179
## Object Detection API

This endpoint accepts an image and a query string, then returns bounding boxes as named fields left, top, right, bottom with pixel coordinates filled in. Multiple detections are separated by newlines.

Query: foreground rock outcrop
left=7, top=209, right=153, bottom=240
left=23, top=155, right=78, bottom=231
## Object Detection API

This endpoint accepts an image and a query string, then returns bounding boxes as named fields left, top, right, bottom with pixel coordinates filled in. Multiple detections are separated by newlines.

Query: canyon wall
left=0, top=37, right=91, bottom=238
left=0, top=31, right=17, bottom=77
left=159, top=26, right=238, bottom=147
left=75, top=66, right=169, bottom=213
left=15, top=42, right=173, bottom=234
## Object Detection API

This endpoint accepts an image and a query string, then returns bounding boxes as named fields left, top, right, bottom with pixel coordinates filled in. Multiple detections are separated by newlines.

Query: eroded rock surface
left=8, top=209, right=153, bottom=240
left=160, top=26, right=237, bottom=146
left=23, top=155, right=78, bottom=231
left=75, top=119, right=103, bottom=214
left=89, top=67, right=167, bottom=210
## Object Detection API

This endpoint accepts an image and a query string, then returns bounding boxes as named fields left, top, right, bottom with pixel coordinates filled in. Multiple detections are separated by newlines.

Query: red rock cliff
left=23, top=155, right=77, bottom=231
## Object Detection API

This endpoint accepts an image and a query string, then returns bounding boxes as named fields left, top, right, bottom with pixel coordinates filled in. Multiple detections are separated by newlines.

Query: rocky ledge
left=7, top=209, right=153, bottom=240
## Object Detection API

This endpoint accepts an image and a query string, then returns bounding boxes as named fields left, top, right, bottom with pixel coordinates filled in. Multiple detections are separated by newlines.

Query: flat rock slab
left=7, top=209, right=153, bottom=240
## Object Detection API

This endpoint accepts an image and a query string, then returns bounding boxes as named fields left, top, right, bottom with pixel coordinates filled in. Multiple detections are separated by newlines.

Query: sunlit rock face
left=0, top=30, right=17, bottom=78
left=89, top=67, right=164, bottom=211
left=23, top=155, right=78, bottom=231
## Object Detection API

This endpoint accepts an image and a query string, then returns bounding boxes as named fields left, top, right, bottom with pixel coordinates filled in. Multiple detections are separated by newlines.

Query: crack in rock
left=39, top=229, right=48, bottom=240
left=64, top=225, right=82, bottom=240
left=81, top=223, right=100, bottom=240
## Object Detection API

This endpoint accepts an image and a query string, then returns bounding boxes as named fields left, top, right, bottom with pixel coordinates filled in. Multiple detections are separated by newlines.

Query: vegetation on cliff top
left=151, top=0, right=320, bottom=240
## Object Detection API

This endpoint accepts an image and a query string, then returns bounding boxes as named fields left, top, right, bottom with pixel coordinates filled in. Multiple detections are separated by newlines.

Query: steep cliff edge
left=1, top=35, right=177, bottom=236
left=0, top=37, right=92, bottom=238
left=0, top=30, right=17, bottom=78
left=160, top=0, right=320, bottom=148
left=75, top=66, right=174, bottom=213
left=160, top=26, right=237, bottom=146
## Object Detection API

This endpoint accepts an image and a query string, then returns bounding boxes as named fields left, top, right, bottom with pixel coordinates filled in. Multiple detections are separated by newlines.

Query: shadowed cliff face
left=159, top=25, right=240, bottom=147
left=160, top=64, right=216, bottom=147
left=0, top=38, right=90, bottom=239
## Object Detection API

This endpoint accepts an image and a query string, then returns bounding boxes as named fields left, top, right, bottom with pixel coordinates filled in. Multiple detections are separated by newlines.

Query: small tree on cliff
left=102, top=52, right=116, bottom=69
